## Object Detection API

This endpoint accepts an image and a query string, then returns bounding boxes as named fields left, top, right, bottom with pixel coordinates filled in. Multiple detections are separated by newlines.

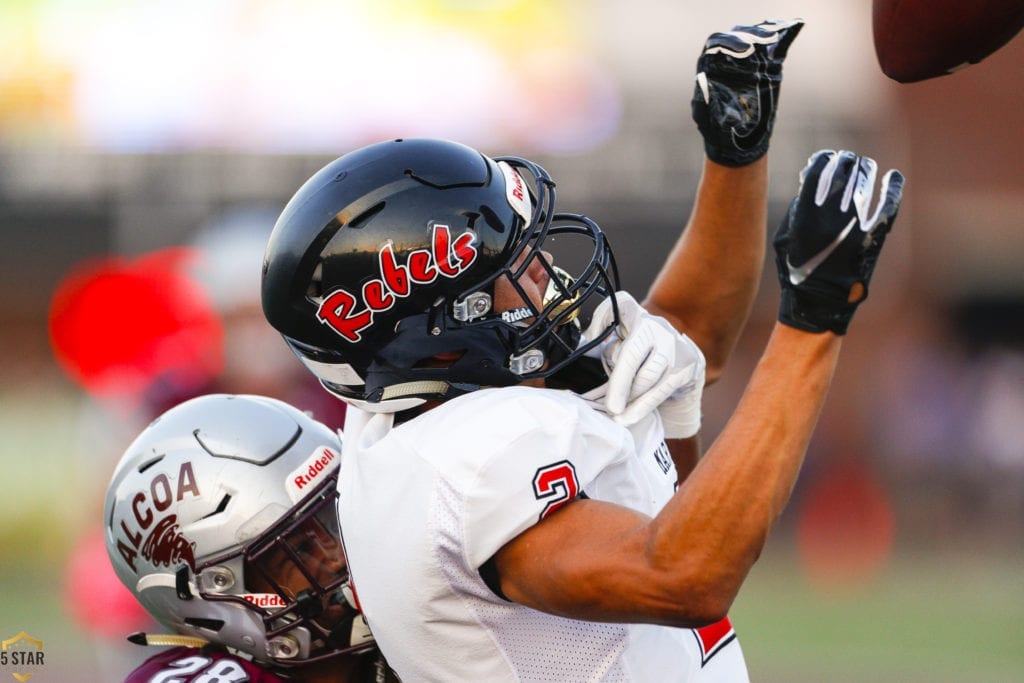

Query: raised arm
left=496, top=149, right=905, bottom=626
left=644, top=159, right=768, bottom=383
left=644, top=19, right=803, bottom=383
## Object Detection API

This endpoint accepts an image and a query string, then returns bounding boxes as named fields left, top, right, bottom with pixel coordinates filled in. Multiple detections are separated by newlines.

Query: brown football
left=873, top=0, right=1024, bottom=83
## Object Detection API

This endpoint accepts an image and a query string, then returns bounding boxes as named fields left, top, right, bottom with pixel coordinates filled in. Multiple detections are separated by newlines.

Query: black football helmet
left=262, top=138, right=620, bottom=412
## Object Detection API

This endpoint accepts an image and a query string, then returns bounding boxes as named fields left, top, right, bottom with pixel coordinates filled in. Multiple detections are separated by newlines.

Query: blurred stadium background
left=0, top=1, right=1021, bottom=680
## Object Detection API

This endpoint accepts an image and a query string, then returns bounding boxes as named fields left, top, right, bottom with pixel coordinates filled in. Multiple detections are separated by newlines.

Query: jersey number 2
left=533, top=460, right=579, bottom=521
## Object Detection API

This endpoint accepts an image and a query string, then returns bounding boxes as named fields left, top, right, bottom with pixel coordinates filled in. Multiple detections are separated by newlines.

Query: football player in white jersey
left=260, top=21, right=905, bottom=683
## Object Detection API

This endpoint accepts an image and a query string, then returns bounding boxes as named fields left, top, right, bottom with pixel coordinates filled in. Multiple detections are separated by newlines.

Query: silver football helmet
left=104, top=393, right=374, bottom=665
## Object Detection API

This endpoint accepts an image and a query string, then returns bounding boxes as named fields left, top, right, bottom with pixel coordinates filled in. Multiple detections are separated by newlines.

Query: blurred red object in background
left=48, top=248, right=224, bottom=402
left=796, top=457, right=896, bottom=590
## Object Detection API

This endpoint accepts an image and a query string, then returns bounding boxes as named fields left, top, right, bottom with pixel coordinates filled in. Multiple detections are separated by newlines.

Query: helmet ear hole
left=184, top=617, right=226, bottom=633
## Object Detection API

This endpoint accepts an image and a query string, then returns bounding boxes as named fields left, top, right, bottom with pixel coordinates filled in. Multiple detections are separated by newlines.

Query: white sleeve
left=450, top=388, right=636, bottom=571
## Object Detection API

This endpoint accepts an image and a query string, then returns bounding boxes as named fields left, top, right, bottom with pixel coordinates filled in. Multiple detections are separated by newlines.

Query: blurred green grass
left=732, top=539, right=1024, bottom=683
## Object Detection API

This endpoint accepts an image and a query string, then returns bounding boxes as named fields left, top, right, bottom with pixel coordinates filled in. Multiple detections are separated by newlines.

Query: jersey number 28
left=149, top=655, right=249, bottom=683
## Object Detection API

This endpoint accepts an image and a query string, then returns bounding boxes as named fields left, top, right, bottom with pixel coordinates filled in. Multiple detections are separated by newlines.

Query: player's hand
left=691, top=18, right=804, bottom=167
left=580, top=292, right=705, bottom=437
left=773, top=149, right=905, bottom=334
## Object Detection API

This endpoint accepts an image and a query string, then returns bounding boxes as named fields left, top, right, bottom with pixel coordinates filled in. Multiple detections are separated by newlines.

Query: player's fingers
left=604, top=327, right=654, bottom=413
left=796, top=150, right=835, bottom=203
left=614, top=380, right=676, bottom=427
left=728, top=24, right=777, bottom=42
left=703, top=31, right=756, bottom=59
left=616, top=361, right=696, bottom=426
left=629, top=351, right=670, bottom=402
left=815, top=150, right=858, bottom=208
left=865, top=169, right=905, bottom=236
left=765, top=19, right=804, bottom=60
left=846, top=155, right=878, bottom=220
left=723, top=18, right=803, bottom=49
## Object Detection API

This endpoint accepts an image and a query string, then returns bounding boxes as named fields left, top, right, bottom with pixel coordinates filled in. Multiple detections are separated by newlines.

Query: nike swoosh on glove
left=579, top=292, right=706, bottom=438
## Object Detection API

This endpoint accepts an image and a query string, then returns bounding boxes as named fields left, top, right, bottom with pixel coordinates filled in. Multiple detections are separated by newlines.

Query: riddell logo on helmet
left=243, top=593, right=288, bottom=609
left=286, top=447, right=338, bottom=501
left=501, top=307, right=533, bottom=324
left=316, top=225, right=478, bottom=342
left=293, top=447, right=337, bottom=490
left=498, top=161, right=532, bottom=222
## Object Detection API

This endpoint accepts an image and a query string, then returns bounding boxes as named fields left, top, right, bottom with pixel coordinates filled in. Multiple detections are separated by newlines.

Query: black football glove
left=691, top=18, right=803, bottom=167
left=773, top=150, right=905, bottom=335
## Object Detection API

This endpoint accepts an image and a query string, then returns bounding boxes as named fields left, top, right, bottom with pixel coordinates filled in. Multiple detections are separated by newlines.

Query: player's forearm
left=643, top=157, right=767, bottom=383
left=647, top=323, right=840, bottom=621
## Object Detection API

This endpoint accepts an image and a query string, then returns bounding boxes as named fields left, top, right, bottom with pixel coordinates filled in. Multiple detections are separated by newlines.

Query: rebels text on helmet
left=316, top=225, right=478, bottom=342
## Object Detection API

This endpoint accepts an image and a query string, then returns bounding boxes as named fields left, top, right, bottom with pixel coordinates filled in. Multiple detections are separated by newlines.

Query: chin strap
left=380, top=380, right=449, bottom=401
left=127, top=632, right=210, bottom=648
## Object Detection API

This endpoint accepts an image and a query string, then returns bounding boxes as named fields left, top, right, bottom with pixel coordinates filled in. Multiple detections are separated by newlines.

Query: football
left=872, top=0, right=1024, bottom=83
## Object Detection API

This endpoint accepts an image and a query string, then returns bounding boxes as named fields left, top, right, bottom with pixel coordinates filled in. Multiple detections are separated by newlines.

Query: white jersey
left=337, top=386, right=748, bottom=682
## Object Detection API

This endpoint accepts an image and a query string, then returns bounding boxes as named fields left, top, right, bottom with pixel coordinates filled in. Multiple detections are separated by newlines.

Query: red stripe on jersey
left=694, top=615, right=736, bottom=666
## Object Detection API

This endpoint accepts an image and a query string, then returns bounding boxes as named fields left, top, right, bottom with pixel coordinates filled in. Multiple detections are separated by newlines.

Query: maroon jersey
left=124, top=647, right=287, bottom=683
